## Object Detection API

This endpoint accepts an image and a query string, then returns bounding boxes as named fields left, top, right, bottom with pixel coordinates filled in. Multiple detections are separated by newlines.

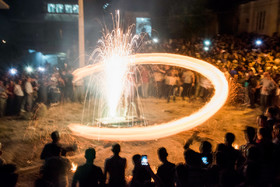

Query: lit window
left=47, top=3, right=56, bottom=13
left=56, top=4, right=64, bottom=13
left=65, top=4, right=73, bottom=13
left=73, top=5, right=79, bottom=14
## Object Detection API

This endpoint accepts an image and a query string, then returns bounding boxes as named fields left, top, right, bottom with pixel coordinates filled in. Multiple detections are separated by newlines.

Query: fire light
left=71, top=162, right=77, bottom=172
left=70, top=53, right=229, bottom=141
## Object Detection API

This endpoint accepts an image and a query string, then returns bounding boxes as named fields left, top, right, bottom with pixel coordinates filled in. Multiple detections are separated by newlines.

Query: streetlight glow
left=255, top=39, right=262, bottom=46
left=153, top=38, right=159, bottom=43
left=25, top=66, right=33, bottom=73
left=9, top=68, right=17, bottom=75
left=38, top=67, right=45, bottom=72
left=204, top=40, right=211, bottom=46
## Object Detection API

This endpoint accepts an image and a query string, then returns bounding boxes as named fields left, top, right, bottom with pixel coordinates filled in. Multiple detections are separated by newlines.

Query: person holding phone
left=130, top=154, right=152, bottom=187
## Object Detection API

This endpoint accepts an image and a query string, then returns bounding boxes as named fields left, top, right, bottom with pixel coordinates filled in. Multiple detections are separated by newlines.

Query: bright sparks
left=87, top=11, right=140, bottom=117
left=70, top=53, right=229, bottom=141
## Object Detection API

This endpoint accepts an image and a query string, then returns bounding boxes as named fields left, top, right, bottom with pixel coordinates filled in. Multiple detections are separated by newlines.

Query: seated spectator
left=265, top=106, right=279, bottom=138
left=36, top=145, right=71, bottom=187
left=40, top=131, right=76, bottom=161
left=176, top=149, right=204, bottom=187
left=206, top=151, right=228, bottom=186
left=240, top=126, right=256, bottom=157
left=104, top=144, right=127, bottom=187
left=272, top=124, right=280, bottom=186
left=240, top=146, right=261, bottom=187
left=256, top=115, right=267, bottom=129
left=72, top=148, right=105, bottom=187
left=0, top=163, right=18, bottom=187
left=130, top=154, right=152, bottom=187
left=0, top=142, right=5, bottom=166
left=273, top=124, right=280, bottom=145
left=223, top=132, right=241, bottom=169
left=156, top=147, right=176, bottom=187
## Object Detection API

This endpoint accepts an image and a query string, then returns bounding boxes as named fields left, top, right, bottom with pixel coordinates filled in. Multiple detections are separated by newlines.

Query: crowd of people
left=136, top=33, right=280, bottom=111
left=2, top=32, right=280, bottom=186
left=0, top=64, right=85, bottom=117
left=2, top=33, right=280, bottom=117
left=1, top=107, right=280, bottom=187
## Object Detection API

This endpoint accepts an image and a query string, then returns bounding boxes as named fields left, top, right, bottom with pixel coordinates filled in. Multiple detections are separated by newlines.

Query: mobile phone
left=202, top=157, right=209, bottom=165
left=141, top=155, right=148, bottom=166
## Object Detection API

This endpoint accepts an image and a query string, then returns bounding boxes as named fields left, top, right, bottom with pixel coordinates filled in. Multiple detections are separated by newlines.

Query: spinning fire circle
left=69, top=53, right=229, bottom=141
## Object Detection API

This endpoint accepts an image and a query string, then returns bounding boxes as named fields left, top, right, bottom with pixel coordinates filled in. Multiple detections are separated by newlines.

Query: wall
left=238, top=0, right=280, bottom=36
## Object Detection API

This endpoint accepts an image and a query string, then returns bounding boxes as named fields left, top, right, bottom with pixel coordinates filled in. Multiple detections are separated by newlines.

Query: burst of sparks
left=87, top=11, right=140, bottom=117
left=70, top=53, right=229, bottom=141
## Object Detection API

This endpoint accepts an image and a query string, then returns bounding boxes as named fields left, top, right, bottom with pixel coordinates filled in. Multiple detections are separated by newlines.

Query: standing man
left=156, top=147, right=176, bottom=187
left=259, top=72, right=276, bottom=113
left=247, top=70, right=258, bottom=108
left=14, top=79, right=24, bottom=115
left=24, top=77, right=33, bottom=112
left=153, top=65, right=165, bottom=98
left=140, top=66, right=150, bottom=98
left=182, top=70, right=195, bottom=101
left=72, top=148, right=105, bottom=187
left=104, top=144, right=126, bottom=187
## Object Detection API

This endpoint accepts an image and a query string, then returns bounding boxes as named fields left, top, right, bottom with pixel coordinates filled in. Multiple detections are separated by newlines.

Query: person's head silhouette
left=51, top=131, right=60, bottom=143
left=85, top=148, right=96, bottom=163
left=112, top=144, right=121, bottom=155
left=158, top=147, right=168, bottom=163
left=225, top=132, right=235, bottom=146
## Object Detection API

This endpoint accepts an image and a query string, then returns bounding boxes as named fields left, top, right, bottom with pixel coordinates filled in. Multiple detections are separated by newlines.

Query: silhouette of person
left=156, top=147, right=176, bottom=187
left=0, top=164, right=18, bottom=187
left=72, top=148, right=105, bottom=187
left=40, top=131, right=77, bottom=161
left=130, top=154, right=152, bottom=187
left=36, top=145, right=71, bottom=187
left=104, top=144, right=127, bottom=187
left=40, top=131, right=62, bottom=160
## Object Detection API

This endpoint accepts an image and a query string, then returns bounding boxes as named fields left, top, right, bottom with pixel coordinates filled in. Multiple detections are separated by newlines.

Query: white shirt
left=25, top=82, right=33, bottom=94
left=165, top=76, right=177, bottom=86
left=14, top=84, right=24, bottom=96
left=182, top=71, right=194, bottom=84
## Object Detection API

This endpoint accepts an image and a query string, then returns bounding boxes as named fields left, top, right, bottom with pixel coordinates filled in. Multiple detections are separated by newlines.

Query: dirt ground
left=0, top=97, right=262, bottom=186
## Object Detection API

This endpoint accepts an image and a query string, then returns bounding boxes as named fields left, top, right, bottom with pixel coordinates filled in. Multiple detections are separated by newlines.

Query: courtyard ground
left=0, top=97, right=261, bottom=186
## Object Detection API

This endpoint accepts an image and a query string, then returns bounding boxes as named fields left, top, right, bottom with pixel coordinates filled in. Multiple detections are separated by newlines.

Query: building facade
left=238, top=0, right=280, bottom=36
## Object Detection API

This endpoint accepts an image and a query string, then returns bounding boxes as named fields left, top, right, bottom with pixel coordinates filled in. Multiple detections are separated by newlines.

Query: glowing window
left=56, top=4, right=64, bottom=13
left=47, top=4, right=56, bottom=13
left=65, top=4, right=73, bottom=13
left=73, top=5, right=79, bottom=14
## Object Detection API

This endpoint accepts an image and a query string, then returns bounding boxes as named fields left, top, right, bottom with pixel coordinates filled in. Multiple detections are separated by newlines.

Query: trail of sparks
left=70, top=53, right=229, bottom=141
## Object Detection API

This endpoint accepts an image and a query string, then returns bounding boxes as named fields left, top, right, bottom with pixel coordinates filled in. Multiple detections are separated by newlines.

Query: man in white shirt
left=25, top=77, right=33, bottom=112
left=182, top=70, right=195, bottom=101
left=259, top=72, right=276, bottom=113
left=14, top=79, right=24, bottom=115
